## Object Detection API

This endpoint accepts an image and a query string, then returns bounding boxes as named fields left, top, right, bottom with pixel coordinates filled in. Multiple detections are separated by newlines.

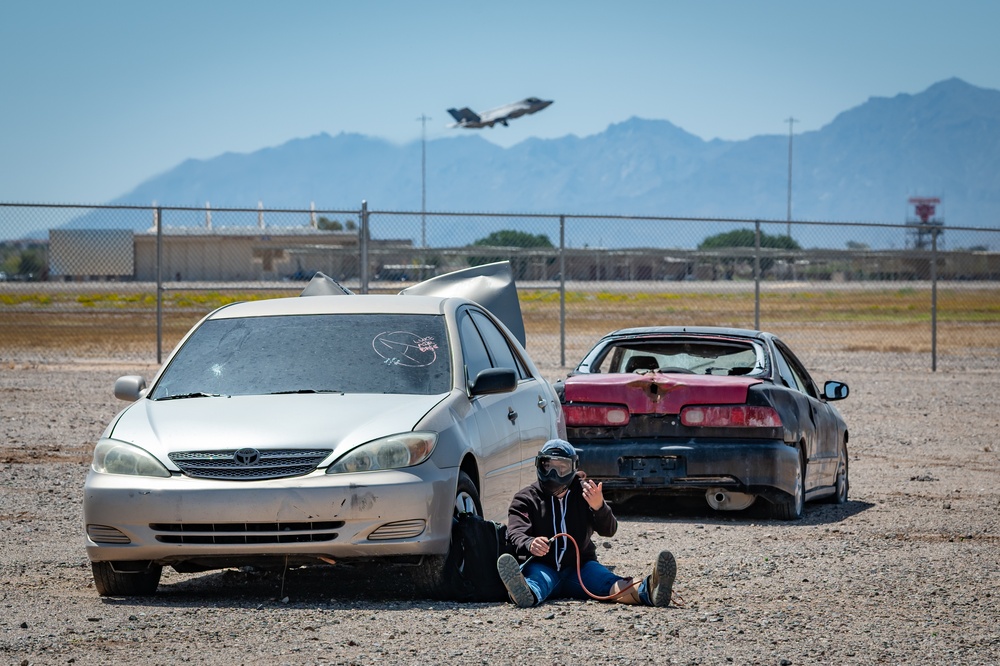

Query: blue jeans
left=522, top=559, right=653, bottom=605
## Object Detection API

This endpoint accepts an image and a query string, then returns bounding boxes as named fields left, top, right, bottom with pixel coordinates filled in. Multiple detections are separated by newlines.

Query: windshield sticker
left=373, top=331, right=438, bottom=367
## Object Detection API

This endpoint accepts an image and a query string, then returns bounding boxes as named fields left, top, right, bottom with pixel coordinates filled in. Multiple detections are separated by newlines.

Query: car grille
left=151, top=521, right=345, bottom=545
left=168, top=449, right=333, bottom=480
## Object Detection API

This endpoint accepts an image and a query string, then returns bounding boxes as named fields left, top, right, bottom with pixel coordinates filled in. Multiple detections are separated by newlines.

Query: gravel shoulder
left=2, top=356, right=998, bottom=665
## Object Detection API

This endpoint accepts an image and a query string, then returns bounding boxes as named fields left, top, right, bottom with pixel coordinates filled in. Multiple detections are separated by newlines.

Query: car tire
left=824, top=442, right=849, bottom=504
left=91, top=561, right=162, bottom=596
left=453, top=471, right=483, bottom=517
left=414, top=471, right=482, bottom=597
left=770, top=447, right=805, bottom=521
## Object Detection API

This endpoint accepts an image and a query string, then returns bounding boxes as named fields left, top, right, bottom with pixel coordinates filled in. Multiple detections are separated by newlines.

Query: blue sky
left=2, top=0, right=998, bottom=206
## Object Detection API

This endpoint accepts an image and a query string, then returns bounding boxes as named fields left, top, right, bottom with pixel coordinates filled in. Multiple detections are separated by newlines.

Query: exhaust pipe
left=705, top=488, right=756, bottom=511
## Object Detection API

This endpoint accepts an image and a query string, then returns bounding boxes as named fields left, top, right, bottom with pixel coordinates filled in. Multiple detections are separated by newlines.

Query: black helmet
left=535, top=439, right=579, bottom=496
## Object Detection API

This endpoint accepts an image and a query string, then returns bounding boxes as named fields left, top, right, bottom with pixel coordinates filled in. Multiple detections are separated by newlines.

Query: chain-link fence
left=2, top=202, right=998, bottom=372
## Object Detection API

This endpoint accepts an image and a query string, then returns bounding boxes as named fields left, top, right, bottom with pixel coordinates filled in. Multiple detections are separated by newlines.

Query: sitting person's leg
left=561, top=559, right=629, bottom=601
left=497, top=554, right=560, bottom=607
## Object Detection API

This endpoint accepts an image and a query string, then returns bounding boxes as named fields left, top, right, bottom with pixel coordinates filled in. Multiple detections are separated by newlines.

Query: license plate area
left=618, top=456, right=684, bottom=479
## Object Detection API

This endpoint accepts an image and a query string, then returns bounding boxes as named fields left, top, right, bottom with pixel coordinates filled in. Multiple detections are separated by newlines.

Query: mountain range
left=67, top=78, right=1000, bottom=249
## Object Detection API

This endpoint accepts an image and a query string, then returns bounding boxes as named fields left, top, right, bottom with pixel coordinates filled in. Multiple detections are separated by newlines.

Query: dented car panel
left=559, top=326, right=849, bottom=519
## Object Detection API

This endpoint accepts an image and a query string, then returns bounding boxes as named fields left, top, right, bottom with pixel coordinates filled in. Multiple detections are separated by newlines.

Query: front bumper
left=572, top=438, right=799, bottom=502
left=83, top=463, right=456, bottom=566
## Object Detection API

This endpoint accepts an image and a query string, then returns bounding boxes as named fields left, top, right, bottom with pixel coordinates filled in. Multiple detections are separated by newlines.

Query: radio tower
left=906, top=197, right=943, bottom=249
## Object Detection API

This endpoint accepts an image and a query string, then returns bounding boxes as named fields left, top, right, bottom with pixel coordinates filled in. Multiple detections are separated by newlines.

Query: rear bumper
left=571, top=438, right=799, bottom=500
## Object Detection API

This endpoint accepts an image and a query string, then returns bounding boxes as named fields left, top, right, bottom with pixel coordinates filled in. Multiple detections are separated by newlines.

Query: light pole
left=785, top=116, right=797, bottom=238
left=416, top=114, right=430, bottom=249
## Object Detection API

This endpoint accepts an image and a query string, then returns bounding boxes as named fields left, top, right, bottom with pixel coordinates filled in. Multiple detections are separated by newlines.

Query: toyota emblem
left=233, top=448, right=261, bottom=466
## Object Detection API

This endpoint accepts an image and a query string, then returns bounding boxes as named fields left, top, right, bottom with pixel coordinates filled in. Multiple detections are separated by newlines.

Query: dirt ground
left=1, top=354, right=998, bottom=665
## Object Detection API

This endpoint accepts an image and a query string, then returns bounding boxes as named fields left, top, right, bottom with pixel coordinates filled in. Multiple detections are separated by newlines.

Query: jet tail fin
left=447, top=107, right=481, bottom=124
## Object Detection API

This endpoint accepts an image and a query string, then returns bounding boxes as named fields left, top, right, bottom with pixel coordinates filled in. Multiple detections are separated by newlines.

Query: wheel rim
left=455, top=491, right=478, bottom=516
left=793, top=457, right=804, bottom=514
left=835, top=447, right=847, bottom=501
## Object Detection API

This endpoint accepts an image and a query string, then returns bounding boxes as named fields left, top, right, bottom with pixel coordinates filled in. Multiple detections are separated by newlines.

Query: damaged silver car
left=84, top=262, right=565, bottom=596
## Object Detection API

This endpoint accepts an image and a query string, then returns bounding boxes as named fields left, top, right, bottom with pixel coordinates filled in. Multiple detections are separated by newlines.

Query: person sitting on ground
left=496, top=438, right=676, bottom=608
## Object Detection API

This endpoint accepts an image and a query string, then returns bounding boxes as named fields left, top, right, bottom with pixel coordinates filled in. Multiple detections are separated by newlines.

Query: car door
left=467, top=309, right=553, bottom=491
left=772, top=341, right=838, bottom=493
left=458, top=310, right=520, bottom=519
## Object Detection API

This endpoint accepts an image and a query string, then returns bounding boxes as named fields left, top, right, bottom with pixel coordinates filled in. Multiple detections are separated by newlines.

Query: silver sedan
left=84, top=263, right=565, bottom=596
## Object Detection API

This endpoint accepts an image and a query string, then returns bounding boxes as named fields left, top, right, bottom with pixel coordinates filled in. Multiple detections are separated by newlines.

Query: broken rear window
left=594, top=338, right=767, bottom=377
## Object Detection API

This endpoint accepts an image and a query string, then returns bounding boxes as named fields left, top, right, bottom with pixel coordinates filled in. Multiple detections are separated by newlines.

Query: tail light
left=680, top=405, right=782, bottom=428
left=564, top=403, right=631, bottom=427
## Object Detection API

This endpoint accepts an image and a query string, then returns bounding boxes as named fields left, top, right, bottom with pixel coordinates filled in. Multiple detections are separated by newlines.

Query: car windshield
left=149, top=313, right=452, bottom=399
left=593, top=338, right=767, bottom=376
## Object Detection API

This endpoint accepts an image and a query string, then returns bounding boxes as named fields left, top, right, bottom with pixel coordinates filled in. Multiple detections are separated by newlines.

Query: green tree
left=15, top=249, right=45, bottom=277
left=317, top=216, right=343, bottom=231
left=698, top=229, right=800, bottom=251
left=473, top=230, right=554, bottom=250
left=468, top=230, right=555, bottom=279
left=698, top=229, right=801, bottom=276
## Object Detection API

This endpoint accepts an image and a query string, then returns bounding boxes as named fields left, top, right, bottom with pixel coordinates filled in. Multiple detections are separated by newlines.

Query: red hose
left=550, top=531, right=640, bottom=601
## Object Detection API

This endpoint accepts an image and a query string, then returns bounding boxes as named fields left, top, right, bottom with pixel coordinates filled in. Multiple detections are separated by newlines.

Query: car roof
left=601, top=326, right=772, bottom=341
left=207, top=294, right=457, bottom=320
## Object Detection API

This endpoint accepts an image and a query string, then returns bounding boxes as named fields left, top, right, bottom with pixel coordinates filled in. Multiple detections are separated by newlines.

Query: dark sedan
left=556, top=327, right=849, bottom=520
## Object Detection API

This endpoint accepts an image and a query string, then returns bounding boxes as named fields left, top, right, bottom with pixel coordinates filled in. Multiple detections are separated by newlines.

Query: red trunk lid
left=563, top=373, right=759, bottom=416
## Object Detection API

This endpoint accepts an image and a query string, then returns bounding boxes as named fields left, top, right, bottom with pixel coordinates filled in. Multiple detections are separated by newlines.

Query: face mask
left=536, top=453, right=576, bottom=495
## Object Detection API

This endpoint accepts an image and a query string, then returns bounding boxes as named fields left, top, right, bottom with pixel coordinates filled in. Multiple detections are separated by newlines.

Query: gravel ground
left=1, top=355, right=998, bottom=665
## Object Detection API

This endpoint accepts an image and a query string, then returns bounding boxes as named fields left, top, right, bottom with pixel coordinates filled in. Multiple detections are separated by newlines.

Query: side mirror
left=469, top=368, right=517, bottom=396
left=114, top=375, right=147, bottom=402
left=823, top=380, right=849, bottom=401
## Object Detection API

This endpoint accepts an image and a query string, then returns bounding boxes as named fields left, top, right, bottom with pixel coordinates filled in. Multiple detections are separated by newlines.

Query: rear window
left=150, top=313, right=452, bottom=398
left=593, top=338, right=767, bottom=377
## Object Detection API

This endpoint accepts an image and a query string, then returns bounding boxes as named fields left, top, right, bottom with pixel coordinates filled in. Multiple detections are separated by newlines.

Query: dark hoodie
left=506, top=472, right=618, bottom=571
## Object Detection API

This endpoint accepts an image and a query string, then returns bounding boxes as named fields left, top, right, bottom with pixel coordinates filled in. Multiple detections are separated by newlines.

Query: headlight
left=92, top=439, right=170, bottom=478
left=327, top=432, right=437, bottom=474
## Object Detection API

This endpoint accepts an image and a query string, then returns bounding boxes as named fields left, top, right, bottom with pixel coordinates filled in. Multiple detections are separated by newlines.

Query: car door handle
left=537, top=396, right=547, bottom=412
left=508, top=407, right=518, bottom=424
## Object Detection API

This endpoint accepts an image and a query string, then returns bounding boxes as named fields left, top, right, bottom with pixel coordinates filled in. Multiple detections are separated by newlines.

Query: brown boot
left=497, top=553, right=535, bottom=607
left=649, top=550, right=676, bottom=607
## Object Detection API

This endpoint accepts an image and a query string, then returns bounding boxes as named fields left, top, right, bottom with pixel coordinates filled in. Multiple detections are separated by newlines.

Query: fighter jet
left=447, top=97, right=553, bottom=129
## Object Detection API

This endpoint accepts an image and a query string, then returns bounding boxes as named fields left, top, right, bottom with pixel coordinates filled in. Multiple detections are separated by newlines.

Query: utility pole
left=416, top=114, right=431, bottom=249
left=785, top=116, right=797, bottom=238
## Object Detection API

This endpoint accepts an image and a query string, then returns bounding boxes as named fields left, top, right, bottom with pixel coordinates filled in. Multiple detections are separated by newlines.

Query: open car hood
left=300, top=261, right=526, bottom=348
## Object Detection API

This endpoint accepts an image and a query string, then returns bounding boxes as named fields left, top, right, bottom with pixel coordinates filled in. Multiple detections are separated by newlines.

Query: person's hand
left=528, top=536, right=550, bottom=557
left=582, top=478, right=605, bottom=510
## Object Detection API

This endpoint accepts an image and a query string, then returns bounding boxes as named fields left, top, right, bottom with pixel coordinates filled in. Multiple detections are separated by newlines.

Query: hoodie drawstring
left=551, top=491, right=569, bottom=571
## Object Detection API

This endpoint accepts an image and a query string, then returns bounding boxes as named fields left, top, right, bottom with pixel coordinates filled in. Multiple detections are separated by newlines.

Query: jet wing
left=447, top=107, right=485, bottom=128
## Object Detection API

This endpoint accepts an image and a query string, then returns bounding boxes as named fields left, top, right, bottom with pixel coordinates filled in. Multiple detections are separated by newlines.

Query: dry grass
left=1, top=285, right=998, bottom=363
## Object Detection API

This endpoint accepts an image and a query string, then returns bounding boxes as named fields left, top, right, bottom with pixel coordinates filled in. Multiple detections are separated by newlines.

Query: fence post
left=156, top=206, right=163, bottom=364
left=559, top=216, right=566, bottom=367
left=931, top=227, right=939, bottom=372
left=359, top=201, right=369, bottom=294
left=754, top=220, right=761, bottom=331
